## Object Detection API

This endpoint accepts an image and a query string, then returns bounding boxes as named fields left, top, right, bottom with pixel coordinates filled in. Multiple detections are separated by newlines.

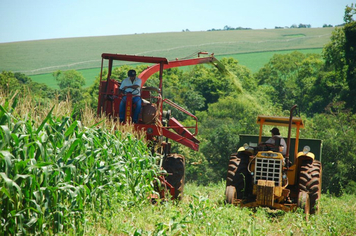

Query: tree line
left=1, top=4, right=356, bottom=196
left=208, top=23, right=330, bottom=31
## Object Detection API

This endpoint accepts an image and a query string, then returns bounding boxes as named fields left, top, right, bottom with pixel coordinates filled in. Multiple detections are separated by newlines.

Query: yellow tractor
left=225, top=105, right=322, bottom=214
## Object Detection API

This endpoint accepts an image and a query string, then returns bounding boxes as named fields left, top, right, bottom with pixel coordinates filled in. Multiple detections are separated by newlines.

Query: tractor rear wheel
left=225, top=154, right=240, bottom=204
left=298, top=159, right=322, bottom=214
left=235, top=151, right=252, bottom=199
left=226, top=154, right=240, bottom=186
left=225, top=152, right=251, bottom=201
left=162, top=154, right=185, bottom=200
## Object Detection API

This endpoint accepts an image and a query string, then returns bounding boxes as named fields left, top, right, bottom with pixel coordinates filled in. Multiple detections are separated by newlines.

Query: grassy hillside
left=29, top=67, right=100, bottom=89
left=1, top=28, right=333, bottom=76
left=218, top=48, right=322, bottom=72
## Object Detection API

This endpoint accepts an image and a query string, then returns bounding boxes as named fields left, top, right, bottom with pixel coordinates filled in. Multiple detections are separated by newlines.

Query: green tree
left=185, top=58, right=246, bottom=110
left=344, top=4, right=356, bottom=112
left=0, top=71, right=20, bottom=95
left=303, top=102, right=356, bottom=195
left=322, top=27, right=346, bottom=71
left=52, top=70, right=86, bottom=117
left=322, top=4, right=356, bottom=112
left=255, top=51, right=325, bottom=114
left=53, top=69, right=85, bottom=90
left=255, top=52, right=303, bottom=109
left=84, top=71, right=103, bottom=110
left=186, top=64, right=221, bottom=109
left=14, top=72, right=32, bottom=84
left=13, top=72, right=56, bottom=99
left=297, top=55, right=330, bottom=114
left=344, top=3, right=356, bottom=23
left=320, top=26, right=349, bottom=112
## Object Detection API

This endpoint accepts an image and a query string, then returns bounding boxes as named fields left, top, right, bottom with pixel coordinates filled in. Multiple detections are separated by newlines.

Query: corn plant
left=0, top=94, right=160, bottom=235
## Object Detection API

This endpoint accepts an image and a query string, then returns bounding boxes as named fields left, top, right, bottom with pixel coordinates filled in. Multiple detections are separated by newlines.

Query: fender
left=296, top=151, right=315, bottom=160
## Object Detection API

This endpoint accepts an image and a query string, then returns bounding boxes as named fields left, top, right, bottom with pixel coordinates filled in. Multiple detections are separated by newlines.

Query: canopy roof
left=101, top=53, right=169, bottom=64
left=257, top=116, right=304, bottom=128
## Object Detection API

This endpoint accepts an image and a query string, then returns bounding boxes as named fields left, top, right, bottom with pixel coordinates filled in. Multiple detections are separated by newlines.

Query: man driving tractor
left=265, top=127, right=287, bottom=155
left=119, top=69, right=142, bottom=123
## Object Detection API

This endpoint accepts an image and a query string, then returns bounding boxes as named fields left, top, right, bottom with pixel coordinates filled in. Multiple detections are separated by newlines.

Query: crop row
left=0, top=96, right=160, bottom=235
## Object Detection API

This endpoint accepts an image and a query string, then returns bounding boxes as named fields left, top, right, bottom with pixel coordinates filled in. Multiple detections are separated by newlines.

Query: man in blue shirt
left=119, top=70, right=142, bottom=123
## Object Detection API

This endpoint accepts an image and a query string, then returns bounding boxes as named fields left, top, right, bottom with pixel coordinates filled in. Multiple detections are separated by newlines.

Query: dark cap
left=128, top=70, right=136, bottom=77
left=270, top=127, right=280, bottom=135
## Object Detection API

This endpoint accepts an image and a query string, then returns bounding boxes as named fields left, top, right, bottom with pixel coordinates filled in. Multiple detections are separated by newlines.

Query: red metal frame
left=157, top=175, right=175, bottom=199
left=97, top=52, right=225, bottom=200
left=139, top=54, right=220, bottom=87
left=97, top=52, right=222, bottom=152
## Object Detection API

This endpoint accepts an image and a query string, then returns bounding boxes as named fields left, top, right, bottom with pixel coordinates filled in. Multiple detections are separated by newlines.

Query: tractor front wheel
left=299, top=159, right=322, bottom=214
left=225, top=186, right=237, bottom=204
left=298, top=191, right=310, bottom=215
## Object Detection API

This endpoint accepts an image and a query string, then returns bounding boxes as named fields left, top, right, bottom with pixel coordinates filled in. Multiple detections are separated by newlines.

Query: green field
left=1, top=27, right=333, bottom=88
left=29, top=48, right=323, bottom=89
left=218, top=48, right=323, bottom=73
left=1, top=28, right=332, bottom=73
left=29, top=67, right=101, bottom=89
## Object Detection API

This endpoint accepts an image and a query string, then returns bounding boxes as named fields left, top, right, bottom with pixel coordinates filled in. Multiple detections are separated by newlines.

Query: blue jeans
left=119, top=96, right=142, bottom=123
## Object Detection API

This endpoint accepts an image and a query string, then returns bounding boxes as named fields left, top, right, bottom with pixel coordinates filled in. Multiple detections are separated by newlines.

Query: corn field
left=0, top=93, right=160, bottom=235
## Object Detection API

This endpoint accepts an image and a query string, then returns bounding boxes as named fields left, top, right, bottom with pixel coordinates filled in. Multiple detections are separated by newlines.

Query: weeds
left=84, top=182, right=356, bottom=235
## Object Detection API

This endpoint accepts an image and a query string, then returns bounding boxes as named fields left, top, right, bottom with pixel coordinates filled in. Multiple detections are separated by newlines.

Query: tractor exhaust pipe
left=286, top=105, right=297, bottom=168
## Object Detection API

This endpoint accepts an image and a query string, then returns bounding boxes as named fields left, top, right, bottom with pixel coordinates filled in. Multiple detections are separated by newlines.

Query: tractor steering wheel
left=257, top=142, right=275, bottom=151
left=120, top=88, right=139, bottom=95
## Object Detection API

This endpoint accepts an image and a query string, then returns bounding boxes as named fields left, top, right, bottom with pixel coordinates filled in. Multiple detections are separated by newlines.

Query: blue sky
left=0, top=0, right=353, bottom=43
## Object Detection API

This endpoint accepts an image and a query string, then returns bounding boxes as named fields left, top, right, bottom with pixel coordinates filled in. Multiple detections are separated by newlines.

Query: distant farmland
left=0, top=27, right=333, bottom=88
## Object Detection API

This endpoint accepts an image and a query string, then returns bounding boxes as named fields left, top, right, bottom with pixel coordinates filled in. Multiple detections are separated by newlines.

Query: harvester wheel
left=162, top=154, right=185, bottom=200
left=298, top=160, right=322, bottom=214
left=225, top=186, right=237, bottom=204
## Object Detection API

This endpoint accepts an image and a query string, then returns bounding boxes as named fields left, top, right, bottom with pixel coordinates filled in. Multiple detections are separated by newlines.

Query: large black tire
left=225, top=154, right=240, bottom=204
left=162, top=154, right=185, bottom=200
left=226, top=154, right=240, bottom=186
left=225, top=152, right=252, bottom=201
left=299, top=159, right=322, bottom=214
left=235, top=151, right=253, bottom=199
left=298, top=191, right=310, bottom=217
